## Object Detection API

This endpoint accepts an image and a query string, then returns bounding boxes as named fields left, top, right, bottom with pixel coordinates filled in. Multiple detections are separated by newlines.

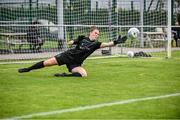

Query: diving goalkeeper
left=18, top=26, right=127, bottom=77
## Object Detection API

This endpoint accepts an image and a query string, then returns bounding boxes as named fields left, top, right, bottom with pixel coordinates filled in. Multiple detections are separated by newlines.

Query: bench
left=0, top=33, right=29, bottom=53
left=143, top=31, right=166, bottom=48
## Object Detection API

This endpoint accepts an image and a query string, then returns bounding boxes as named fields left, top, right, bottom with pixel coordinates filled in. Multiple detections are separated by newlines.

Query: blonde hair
left=88, top=26, right=99, bottom=36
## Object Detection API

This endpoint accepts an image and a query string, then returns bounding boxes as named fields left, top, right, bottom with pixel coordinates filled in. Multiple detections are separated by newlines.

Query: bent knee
left=71, top=67, right=87, bottom=77
left=75, top=71, right=87, bottom=77
left=80, top=72, right=87, bottom=77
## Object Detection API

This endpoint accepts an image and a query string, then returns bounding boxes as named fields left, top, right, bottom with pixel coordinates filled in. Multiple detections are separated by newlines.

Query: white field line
left=0, top=60, right=41, bottom=65
left=0, top=55, right=128, bottom=65
left=0, top=54, right=157, bottom=65
left=5, top=93, right=180, bottom=120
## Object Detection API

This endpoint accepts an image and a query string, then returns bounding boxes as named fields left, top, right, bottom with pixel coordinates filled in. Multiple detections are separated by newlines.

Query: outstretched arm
left=100, top=35, right=127, bottom=48
left=100, top=41, right=114, bottom=48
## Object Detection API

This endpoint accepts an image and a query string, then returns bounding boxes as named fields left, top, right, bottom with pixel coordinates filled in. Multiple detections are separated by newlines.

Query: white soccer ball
left=127, top=51, right=134, bottom=58
left=128, top=27, right=140, bottom=39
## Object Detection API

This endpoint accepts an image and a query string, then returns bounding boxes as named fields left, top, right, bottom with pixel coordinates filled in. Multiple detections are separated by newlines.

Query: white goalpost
left=0, top=0, right=179, bottom=63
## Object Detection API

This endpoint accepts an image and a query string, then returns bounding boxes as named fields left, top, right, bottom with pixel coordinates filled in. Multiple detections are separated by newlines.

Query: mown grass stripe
left=5, top=93, right=180, bottom=120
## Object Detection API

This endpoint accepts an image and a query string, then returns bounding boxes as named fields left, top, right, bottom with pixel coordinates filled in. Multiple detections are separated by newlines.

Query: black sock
left=65, top=72, right=82, bottom=77
left=27, top=61, right=44, bottom=71
left=54, top=72, right=82, bottom=77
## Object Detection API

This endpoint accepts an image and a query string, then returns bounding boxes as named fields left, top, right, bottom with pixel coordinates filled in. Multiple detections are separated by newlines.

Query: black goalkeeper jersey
left=59, top=35, right=102, bottom=64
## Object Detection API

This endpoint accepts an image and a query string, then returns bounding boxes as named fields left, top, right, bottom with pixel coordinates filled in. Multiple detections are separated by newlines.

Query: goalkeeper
left=18, top=26, right=127, bottom=77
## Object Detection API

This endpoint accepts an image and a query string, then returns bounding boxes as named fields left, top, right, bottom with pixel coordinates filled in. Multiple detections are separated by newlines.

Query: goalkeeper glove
left=113, top=35, right=127, bottom=45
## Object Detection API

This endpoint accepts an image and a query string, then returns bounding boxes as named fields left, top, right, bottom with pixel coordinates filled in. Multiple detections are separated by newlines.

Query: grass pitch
left=0, top=51, right=180, bottom=119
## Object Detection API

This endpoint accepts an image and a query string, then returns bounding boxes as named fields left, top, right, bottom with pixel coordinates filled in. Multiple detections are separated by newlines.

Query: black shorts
left=55, top=53, right=81, bottom=72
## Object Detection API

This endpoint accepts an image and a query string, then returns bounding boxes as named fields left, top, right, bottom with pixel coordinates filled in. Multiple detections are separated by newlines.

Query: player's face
left=89, top=29, right=99, bottom=41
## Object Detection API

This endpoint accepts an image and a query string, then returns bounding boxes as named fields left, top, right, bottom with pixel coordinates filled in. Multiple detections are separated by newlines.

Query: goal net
left=0, top=0, right=178, bottom=63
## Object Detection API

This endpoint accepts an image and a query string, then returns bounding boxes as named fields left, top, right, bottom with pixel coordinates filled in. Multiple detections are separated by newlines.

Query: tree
left=175, top=0, right=180, bottom=6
